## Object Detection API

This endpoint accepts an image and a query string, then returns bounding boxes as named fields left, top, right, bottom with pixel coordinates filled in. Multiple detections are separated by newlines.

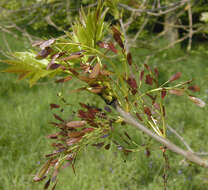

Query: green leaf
left=71, top=4, right=108, bottom=48
left=2, top=52, right=61, bottom=86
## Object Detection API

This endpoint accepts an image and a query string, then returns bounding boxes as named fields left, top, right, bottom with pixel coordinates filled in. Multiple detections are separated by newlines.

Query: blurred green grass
left=0, top=32, right=208, bottom=190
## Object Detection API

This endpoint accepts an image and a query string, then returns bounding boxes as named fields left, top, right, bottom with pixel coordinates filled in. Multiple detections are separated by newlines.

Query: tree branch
left=167, top=125, right=208, bottom=156
left=167, top=125, right=193, bottom=152
left=119, top=0, right=190, bottom=16
left=187, top=2, right=193, bottom=51
left=114, top=103, right=208, bottom=168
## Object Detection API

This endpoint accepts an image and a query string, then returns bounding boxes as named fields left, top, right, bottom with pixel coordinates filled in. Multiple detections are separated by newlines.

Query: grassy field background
left=0, top=32, right=208, bottom=190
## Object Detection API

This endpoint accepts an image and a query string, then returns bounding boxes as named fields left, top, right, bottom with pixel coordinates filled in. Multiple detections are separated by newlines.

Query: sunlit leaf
left=72, top=5, right=107, bottom=48
left=2, top=52, right=60, bottom=86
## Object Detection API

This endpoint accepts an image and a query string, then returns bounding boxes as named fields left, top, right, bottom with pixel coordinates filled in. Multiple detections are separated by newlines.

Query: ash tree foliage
left=1, top=1, right=207, bottom=190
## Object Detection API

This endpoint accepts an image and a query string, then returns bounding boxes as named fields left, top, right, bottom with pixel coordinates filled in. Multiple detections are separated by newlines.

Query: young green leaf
left=2, top=52, right=60, bottom=86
